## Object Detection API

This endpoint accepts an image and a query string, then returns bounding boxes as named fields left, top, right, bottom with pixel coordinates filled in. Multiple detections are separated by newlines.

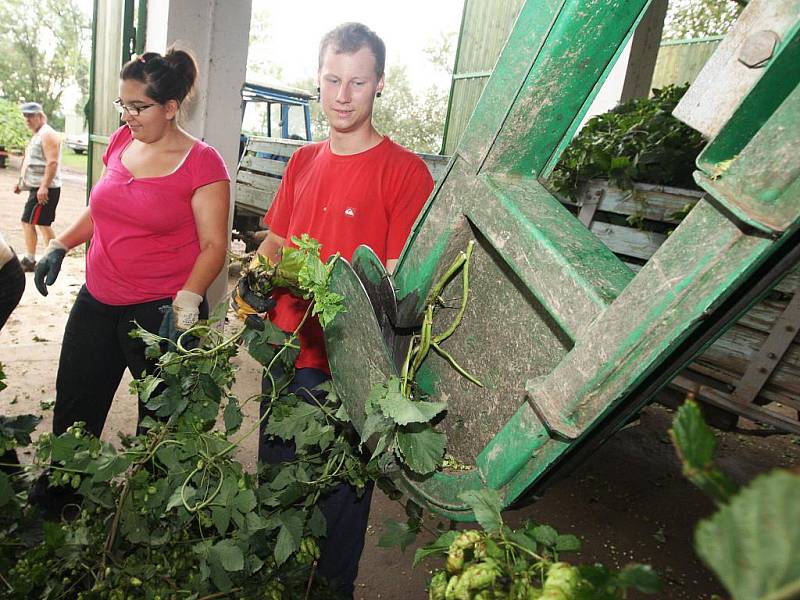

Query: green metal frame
left=325, top=0, right=800, bottom=520
left=86, top=0, right=100, bottom=207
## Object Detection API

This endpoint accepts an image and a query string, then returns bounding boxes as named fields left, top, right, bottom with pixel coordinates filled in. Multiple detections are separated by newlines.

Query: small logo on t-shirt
left=344, top=207, right=356, bottom=217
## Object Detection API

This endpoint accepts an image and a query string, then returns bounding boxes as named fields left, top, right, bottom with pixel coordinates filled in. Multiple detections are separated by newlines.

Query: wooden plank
left=774, top=264, right=800, bottom=295
left=236, top=169, right=279, bottom=191
left=589, top=221, right=667, bottom=260
left=239, top=154, right=288, bottom=178
left=734, top=298, right=792, bottom=335
left=235, top=181, right=278, bottom=214
left=577, top=180, right=702, bottom=224
left=246, top=136, right=306, bottom=157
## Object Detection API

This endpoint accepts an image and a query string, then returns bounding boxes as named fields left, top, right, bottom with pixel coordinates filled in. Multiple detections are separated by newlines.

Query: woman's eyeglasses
left=113, top=99, right=157, bottom=116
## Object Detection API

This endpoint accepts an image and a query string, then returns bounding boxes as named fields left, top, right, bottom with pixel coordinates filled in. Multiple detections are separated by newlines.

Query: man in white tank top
left=12, top=102, right=62, bottom=272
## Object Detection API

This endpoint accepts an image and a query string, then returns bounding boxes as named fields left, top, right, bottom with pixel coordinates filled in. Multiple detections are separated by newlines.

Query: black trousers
left=260, top=367, right=373, bottom=599
left=0, top=254, right=25, bottom=331
left=0, top=254, right=25, bottom=472
left=53, top=285, right=173, bottom=437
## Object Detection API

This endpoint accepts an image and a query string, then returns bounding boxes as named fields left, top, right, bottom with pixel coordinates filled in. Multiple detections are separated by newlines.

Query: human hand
left=158, top=290, right=203, bottom=345
left=230, top=277, right=276, bottom=331
left=172, top=290, right=203, bottom=331
left=36, top=186, right=48, bottom=204
left=34, top=240, right=68, bottom=296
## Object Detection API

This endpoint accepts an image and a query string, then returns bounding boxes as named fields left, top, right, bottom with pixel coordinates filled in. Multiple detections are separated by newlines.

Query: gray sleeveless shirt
left=21, top=123, right=62, bottom=189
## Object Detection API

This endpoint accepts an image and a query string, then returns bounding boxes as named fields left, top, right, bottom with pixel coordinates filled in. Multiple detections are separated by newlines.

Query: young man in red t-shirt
left=253, top=22, right=433, bottom=598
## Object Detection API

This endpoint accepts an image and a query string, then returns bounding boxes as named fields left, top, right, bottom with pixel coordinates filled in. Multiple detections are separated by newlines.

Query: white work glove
left=172, top=290, right=203, bottom=331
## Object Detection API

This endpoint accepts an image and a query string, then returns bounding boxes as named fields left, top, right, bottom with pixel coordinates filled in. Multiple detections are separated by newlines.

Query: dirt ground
left=0, top=156, right=798, bottom=599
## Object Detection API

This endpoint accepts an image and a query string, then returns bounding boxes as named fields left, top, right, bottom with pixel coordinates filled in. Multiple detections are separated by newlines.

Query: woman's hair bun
left=120, top=45, right=198, bottom=105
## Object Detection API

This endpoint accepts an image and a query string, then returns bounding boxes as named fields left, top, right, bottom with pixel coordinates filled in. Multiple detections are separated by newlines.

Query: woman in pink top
left=32, top=47, right=230, bottom=438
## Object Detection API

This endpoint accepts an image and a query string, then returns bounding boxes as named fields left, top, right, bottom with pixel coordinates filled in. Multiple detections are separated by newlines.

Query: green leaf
left=362, top=413, right=393, bottom=445
left=211, top=539, right=244, bottom=572
left=43, top=521, right=67, bottom=549
left=396, top=423, right=446, bottom=474
left=695, top=470, right=800, bottom=600
left=378, top=518, right=418, bottom=552
left=413, top=530, right=460, bottom=567
left=264, top=402, right=320, bottom=442
left=459, top=489, right=503, bottom=534
left=212, top=506, right=231, bottom=535
left=669, top=400, right=738, bottom=504
left=530, top=524, right=558, bottom=547
left=135, top=374, right=163, bottom=402
left=377, top=379, right=447, bottom=426
left=308, top=506, right=327, bottom=538
left=365, top=382, right=387, bottom=414
left=223, top=397, right=243, bottom=433
left=233, top=489, right=257, bottom=513
left=167, top=485, right=193, bottom=511
left=334, top=402, right=350, bottom=423
left=616, top=564, right=660, bottom=594
left=505, top=528, right=538, bottom=555
left=274, top=510, right=304, bottom=566
left=555, top=534, right=581, bottom=553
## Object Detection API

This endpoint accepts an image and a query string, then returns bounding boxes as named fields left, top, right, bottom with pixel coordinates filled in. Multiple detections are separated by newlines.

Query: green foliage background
left=549, top=85, right=706, bottom=199
left=0, top=98, right=30, bottom=152
left=662, top=0, right=744, bottom=40
left=0, top=0, right=91, bottom=130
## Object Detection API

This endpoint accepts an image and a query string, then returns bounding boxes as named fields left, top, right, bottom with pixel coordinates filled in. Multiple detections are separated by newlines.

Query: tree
left=0, top=0, right=90, bottom=130
left=247, top=7, right=284, bottom=81
left=0, top=98, right=30, bottom=151
left=662, top=0, right=744, bottom=40
left=373, top=66, right=448, bottom=154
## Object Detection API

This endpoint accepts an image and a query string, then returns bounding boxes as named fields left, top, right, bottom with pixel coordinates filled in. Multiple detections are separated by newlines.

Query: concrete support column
left=145, top=0, right=252, bottom=308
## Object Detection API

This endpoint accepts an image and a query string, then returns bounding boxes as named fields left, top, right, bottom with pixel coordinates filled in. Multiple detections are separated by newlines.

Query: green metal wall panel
left=443, top=0, right=524, bottom=154
left=651, top=37, right=722, bottom=89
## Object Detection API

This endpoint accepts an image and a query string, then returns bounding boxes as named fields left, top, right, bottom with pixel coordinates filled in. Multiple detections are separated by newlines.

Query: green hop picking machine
left=325, top=0, right=800, bottom=520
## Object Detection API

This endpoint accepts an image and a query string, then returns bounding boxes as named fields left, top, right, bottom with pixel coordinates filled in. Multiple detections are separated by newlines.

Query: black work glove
left=230, top=277, right=276, bottom=331
left=34, top=240, right=68, bottom=296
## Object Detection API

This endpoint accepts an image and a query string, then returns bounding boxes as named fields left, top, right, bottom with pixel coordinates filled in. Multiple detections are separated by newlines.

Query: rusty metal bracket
left=730, top=289, right=800, bottom=405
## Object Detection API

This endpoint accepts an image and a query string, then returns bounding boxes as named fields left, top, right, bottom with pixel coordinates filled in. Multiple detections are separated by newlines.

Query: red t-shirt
left=86, top=126, right=229, bottom=305
left=265, top=137, right=434, bottom=372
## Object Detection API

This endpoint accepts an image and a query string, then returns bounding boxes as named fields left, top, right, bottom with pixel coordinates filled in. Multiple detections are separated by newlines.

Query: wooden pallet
left=570, top=180, right=800, bottom=433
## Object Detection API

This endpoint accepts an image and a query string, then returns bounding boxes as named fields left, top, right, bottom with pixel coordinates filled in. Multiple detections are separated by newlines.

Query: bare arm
left=256, top=230, right=285, bottom=265
left=183, top=180, right=231, bottom=296
left=37, top=131, right=61, bottom=202
left=56, top=208, right=94, bottom=249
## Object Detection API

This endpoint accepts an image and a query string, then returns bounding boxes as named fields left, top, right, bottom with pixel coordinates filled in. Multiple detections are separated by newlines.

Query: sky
left=248, top=0, right=464, bottom=92
left=67, top=0, right=463, bottom=110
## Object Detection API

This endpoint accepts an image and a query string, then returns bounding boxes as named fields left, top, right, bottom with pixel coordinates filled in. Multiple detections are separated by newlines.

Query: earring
left=376, top=91, right=382, bottom=98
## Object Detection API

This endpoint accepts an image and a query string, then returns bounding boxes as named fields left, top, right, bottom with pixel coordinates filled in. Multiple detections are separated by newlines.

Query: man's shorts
left=21, top=187, right=61, bottom=226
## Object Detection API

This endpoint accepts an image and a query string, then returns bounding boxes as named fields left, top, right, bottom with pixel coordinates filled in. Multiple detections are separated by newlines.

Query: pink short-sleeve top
left=86, top=125, right=229, bottom=305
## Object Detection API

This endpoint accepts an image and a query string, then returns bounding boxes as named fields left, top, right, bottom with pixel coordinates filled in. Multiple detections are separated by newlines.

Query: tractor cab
left=239, top=79, right=313, bottom=158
